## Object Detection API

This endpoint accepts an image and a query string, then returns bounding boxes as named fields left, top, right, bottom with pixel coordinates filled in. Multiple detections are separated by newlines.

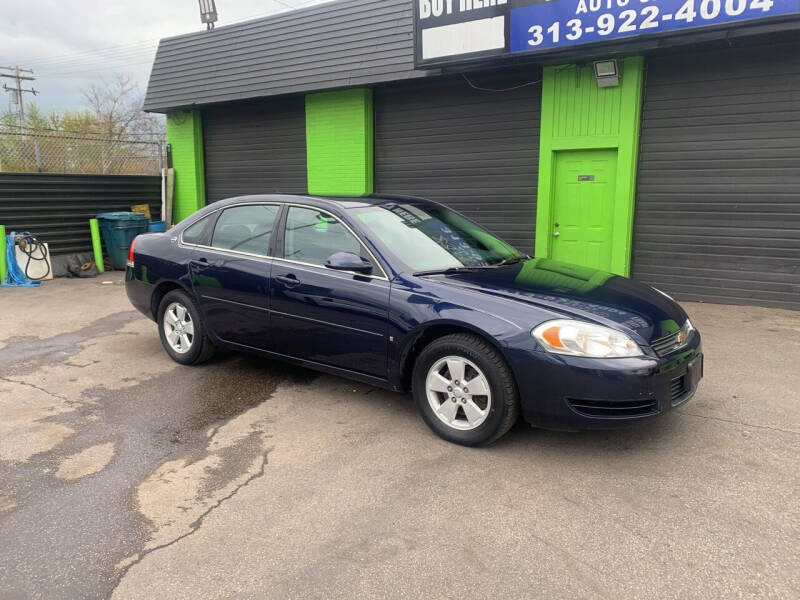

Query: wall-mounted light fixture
left=593, top=60, right=620, bottom=88
left=198, top=0, right=218, bottom=30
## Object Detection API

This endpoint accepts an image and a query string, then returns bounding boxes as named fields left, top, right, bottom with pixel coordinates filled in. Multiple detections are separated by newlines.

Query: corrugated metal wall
left=0, top=173, right=161, bottom=255
left=203, top=97, right=308, bottom=203
left=374, top=70, right=541, bottom=255
left=634, top=42, right=800, bottom=309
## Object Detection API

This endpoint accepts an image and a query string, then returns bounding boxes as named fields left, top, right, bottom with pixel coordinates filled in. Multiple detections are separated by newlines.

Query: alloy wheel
left=425, top=355, right=492, bottom=431
left=163, top=302, right=195, bottom=354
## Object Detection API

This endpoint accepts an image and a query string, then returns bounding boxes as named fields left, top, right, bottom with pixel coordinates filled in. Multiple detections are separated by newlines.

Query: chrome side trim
left=272, top=257, right=389, bottom=282
left=184, top=243, right=273, bottom=263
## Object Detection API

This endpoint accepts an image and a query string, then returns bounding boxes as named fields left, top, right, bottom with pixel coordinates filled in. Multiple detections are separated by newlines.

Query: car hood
left=423, top=258, right=687, bottom=343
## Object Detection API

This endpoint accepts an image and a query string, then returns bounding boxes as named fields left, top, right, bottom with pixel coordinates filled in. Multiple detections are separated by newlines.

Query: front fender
left=387, top=279, right=530, bottom=389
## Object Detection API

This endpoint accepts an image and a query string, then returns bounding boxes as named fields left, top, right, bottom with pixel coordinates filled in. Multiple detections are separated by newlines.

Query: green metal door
left=551, top=149, right=618, bottom=270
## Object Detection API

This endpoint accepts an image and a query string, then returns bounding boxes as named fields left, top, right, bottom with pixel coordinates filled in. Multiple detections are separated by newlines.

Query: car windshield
left=351, top=202, right=521, bottom=273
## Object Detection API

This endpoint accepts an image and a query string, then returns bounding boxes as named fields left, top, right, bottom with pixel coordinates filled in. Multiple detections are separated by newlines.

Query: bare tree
left=0, top=74, right=165, bottom=175
left=82, top=74, right=163, bottom=140
left=81, top=75, right=164, bottom=173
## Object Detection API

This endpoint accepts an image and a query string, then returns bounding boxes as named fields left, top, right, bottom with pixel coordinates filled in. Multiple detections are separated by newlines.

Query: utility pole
left=0, top=66, right=37, bottom=128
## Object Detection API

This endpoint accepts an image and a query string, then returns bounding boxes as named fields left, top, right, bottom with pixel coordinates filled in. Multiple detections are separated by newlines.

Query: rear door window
left=211, top=204, right=280, bottom=256
left=182, top=215, right=213, bottom=245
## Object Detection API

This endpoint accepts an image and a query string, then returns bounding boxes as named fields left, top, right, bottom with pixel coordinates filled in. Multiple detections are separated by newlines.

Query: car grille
left=651, top=332, right=683, bottom=357
left=670, top=376, right=689, bottom=406
left=567, top=397, right=658, bottom=418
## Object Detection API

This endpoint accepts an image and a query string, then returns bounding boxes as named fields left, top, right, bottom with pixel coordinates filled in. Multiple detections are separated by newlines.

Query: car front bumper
left=510, top=333, right=703, bottom=430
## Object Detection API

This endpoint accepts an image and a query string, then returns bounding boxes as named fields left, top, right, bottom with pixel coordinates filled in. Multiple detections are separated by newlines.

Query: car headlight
left=680, top=318, right=695, bottom=343
left=532, top=319, right=643, bottom=358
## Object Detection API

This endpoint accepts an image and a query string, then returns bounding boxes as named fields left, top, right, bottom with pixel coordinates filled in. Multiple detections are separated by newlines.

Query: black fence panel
left=0, top=172, right=161, bottom=255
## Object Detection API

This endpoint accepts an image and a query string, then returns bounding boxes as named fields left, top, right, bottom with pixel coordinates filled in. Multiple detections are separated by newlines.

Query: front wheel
left=412, top=334, right=519, bottom=446
left=157, top=290, right=216, bottom=365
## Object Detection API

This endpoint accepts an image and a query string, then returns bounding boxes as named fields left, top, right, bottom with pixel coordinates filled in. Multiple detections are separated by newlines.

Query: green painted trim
left=0, top=225, right=7, bottom=282
left=305, top=88, right=373, bottom=196
left=89, top=219, right=105, bottom=273
left=614, top=57, right=645, bottom=277
left=535, top=56, right=644, bottom=276
left=166, top=110, right=206, bottom=223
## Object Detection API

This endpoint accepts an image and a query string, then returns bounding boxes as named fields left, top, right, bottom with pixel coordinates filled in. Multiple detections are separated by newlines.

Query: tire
left=157, top=289, right=216, bottom=365
left=412, top=333, right=519, bottom=446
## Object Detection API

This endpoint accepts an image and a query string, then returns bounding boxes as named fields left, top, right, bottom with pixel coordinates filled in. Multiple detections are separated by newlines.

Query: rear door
left=189, top=203, right=281, bottom=350
left=270, top=205, right=391, bottom=378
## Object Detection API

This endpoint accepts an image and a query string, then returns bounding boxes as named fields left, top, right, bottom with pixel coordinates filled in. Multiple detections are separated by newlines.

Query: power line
left=17, top=39, right=162, bottom=68
left=30, top=43, right=160, bottom=70
left=236, top=0, right=328, bottom=22
left=20, top=0, right=320, bottom=69
left=37, top=60, right=156, bottom=80
left=12, top=1, right=330, bottom=83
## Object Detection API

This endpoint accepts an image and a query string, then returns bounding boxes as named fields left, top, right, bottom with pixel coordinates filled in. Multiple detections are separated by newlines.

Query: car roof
left=211, top=193, right=434, bottom=211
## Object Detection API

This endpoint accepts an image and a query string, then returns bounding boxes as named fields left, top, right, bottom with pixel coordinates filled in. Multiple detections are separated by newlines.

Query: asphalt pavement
left=0, top=273, right=798, bottom=599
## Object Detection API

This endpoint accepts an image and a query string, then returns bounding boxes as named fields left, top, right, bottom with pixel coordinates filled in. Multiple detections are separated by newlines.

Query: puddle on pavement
left=0, top=352, right=319, bottom=600
left=183, top=356, right=316, bottom=432
left=0, top=312, right=140, bottom=375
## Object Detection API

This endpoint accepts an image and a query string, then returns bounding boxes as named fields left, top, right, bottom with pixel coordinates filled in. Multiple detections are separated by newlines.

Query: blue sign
left=510, top=0, right=800, bottom=53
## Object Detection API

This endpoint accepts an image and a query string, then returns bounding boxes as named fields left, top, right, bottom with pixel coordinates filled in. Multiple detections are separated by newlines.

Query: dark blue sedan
left=125, top=194, right=703, bottom=446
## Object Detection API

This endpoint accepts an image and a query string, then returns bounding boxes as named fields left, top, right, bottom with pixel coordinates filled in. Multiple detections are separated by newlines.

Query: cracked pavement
left=1, top=273, right=798, bottom=599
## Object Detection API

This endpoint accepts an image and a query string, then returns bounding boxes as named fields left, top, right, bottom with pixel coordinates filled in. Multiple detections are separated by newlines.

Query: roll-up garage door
left=374, top=70, right=541, bottom=255
left=633, top=42, right=800, bottom=310
left=202, top=96, right=307, bottom=203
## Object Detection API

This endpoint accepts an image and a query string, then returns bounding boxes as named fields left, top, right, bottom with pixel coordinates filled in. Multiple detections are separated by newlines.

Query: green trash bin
left=96, top=212, right=149, bottom=270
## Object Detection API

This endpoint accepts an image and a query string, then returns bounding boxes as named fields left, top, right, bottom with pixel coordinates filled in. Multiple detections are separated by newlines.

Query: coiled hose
left=15, top=233, right=51, bottom=281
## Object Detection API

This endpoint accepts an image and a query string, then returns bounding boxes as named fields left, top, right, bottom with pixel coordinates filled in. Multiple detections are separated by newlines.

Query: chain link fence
left=0, top=129, right=165, bottom=175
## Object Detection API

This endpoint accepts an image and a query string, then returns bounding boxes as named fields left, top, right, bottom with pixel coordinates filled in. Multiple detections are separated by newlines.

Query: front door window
left=283, top=206, right=364, bottom=266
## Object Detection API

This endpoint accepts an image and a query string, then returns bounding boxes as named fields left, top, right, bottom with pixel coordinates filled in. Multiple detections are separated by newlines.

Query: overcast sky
left=2, top=0, right=331, bottom=116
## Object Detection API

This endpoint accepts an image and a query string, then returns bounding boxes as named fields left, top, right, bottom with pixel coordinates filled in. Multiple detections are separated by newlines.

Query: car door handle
left=191, top=258, right=221, bottom=268
left=553, top=232, right=560, bottom=238
left=275, top=274, right=301, bottom=288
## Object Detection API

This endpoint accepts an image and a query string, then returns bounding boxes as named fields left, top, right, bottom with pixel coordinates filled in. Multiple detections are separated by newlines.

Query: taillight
left=127, top=236, right=138, bottom=266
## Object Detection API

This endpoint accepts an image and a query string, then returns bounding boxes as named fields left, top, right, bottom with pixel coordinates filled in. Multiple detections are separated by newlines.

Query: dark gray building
left=146, top=0, right=800, bottom=309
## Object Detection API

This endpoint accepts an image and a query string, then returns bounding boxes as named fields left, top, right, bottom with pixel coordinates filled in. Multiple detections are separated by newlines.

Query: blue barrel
left=96, top=212, right=149, bottom=269
left=148, top=220, right=167, bottom=233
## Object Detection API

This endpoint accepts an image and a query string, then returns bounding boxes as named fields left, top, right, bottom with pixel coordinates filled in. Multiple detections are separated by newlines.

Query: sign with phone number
left=509, top=0, right=800, bottom=53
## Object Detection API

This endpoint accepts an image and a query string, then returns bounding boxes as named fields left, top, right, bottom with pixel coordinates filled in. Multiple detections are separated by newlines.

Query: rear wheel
left=412, top=333, right=519, bottom=446
left=157, top=290, right=215, bottom=365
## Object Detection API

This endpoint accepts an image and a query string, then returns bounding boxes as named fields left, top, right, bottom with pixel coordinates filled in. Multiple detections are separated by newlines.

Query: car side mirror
left=324, top=252, right=373, bottom=275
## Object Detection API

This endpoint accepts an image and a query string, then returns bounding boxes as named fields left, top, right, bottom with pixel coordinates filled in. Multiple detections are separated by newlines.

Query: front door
left=270, top=205, right=390, bottom=379
left=551, top=149, right=618, bottom=271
